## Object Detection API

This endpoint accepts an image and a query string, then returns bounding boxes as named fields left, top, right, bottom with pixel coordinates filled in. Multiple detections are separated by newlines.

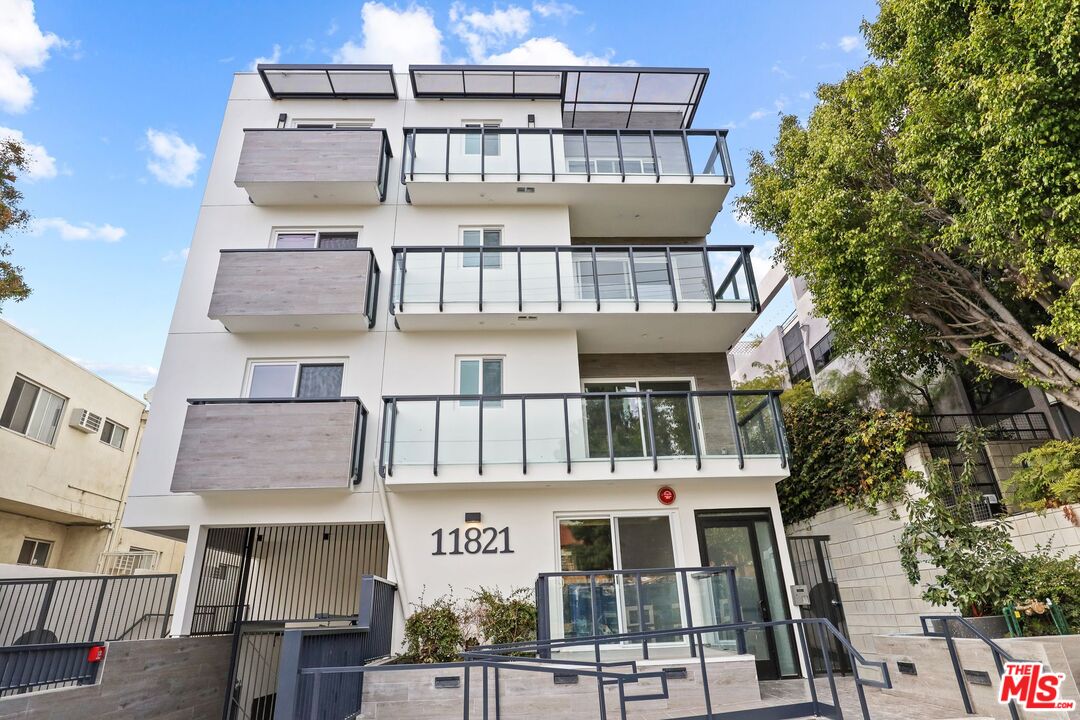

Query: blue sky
left=0, top=0, right=876, bottom=396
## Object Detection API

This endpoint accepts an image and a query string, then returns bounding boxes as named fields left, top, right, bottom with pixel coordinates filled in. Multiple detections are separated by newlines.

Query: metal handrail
left=534, top=566, right=743, bottom=661
left=388, top=244, right=759, bottom=314
left=402, top=126, right=733, bottom=185
left=299, top=616, right=889, bottom=720
left=186, top=397, right=369, bottom=485
left=378, top=389, right=788, bottom=477
left=920, top=614, right=1032, bottom=720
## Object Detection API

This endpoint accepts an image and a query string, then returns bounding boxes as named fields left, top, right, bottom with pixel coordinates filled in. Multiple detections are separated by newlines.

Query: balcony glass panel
left=571, top=250, right=633, bottom=302
left=442, top=253, right=480, bottom=304
left=519, top=133, right=553, bottom=176
left=482, top=398, right=523, bottom=466
left=481, top=251, right=518, bottom=303
left=710, top=252, right=745, bottom=301
left=734, top=393, right=782, bottom=456
left=671, top=249, right=711, bottom=302
left=647, top=390, right=696, bottom=458
left=654, top=135, right=690, bottom=175
left=398, top=252, right=441, bottom=304
left=436, top=400, right=479, bottom=466
left=385, top=401, right=436, bottom=467
left=524, top=398, right=568, bottom=465
left=690, top=571, right=742, bottom=653
left=687, top=134, right=725, bottom=176
left=633, top=250, right=673, bottom=302
left=696, top=396, right=739, bottom=457
left=620, top=134, right=656, bottom=174
left=408, top=132, right=447, bottom=176
left=584, top=132, right=620, bottom=175
left=519, top=251, right=559, bottom=303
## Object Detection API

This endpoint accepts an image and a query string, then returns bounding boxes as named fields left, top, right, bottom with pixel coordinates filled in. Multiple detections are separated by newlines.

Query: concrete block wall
left=786, top=444, right=1080, bottom=654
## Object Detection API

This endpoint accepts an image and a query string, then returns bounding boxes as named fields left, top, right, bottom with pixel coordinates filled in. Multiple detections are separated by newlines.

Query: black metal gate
left=787, top=536, right=852, bottom=675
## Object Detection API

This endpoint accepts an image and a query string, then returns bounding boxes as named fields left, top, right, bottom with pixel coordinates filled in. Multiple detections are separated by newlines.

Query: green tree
left=1, top=139, right=31, bottom=310
left=737, top=0, right=1080, bottom=411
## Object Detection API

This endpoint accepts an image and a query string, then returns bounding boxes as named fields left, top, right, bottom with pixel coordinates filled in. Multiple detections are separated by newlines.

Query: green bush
left=401, top=587, right=536, bottom=662
left=1009, top=549, right=1080, bottom=635
left=1008, top=439, right=1080, bottom=517
left=401, top=593, right=465, bottom=663
left=469, top=587, right=536, bottom=647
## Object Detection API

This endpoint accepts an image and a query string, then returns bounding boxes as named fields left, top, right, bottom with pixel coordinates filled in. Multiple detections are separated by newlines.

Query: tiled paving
left=741, top=677, right=983, bottom=720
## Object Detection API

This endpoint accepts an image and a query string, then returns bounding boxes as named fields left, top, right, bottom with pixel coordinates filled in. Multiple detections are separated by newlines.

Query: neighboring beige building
left=0, top=319, right=184, bottom=576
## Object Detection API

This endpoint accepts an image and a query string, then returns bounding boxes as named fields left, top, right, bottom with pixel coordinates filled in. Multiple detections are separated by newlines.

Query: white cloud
left=31, top=217, right=126, bottom=242
left=250, top=44, right=281, bottom=70
left=162, top=247, right=189, bottom=263
left=75, top=360, right=158, bottom=386
left=450, top=3, right=531, bottom=62
left=798, top=90, right=812, bottom=101
left=485, top=37, right=623, bottom=65
left=732, top=208, right=754, bottom=229
left=748, top=108, right=769, bottom=121
left=0, top=125, right=58, bottom=179
left=770, top=63, right=792, bottom=79
left=0, top=0, right=65, bottom=113
left=838, top=35, right=861, bottom=52
left=532, top=1, right=580, bottom=20
left=145, top=129, right=203, bottom=188
left=333, top=2, right=443, bottom=70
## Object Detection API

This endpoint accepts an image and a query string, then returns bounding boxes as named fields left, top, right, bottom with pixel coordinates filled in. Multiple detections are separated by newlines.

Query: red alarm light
left=87, top=645, right=106, bottom=663
left=657, top=486, right=676, bottom=505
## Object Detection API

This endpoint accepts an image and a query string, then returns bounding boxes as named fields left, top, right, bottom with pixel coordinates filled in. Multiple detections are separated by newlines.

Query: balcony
left=208, top=248, right=380, bottom=332
left=171, top=398, right=368, bottom=492
left=234, top=128, right=392, bottom=205
left=401, top=128, right=733, bottom=236
left=379, top=389, right=787, bottom=490
left=389, top=245, right=759, bottom=352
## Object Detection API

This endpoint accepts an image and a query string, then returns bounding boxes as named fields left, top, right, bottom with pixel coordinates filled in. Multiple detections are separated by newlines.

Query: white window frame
left=552, top=510, right=685, bottom=644
left=455, top=356, right=504, bottom=406
left=243, top=358, right=347, bottom=399
left=459, top=226, right=503, bottom=269
left=462, top=120, right=501, bottom=156
left=290, top=119, right=375, bottom=129
left=100, top=418, right=128, bottom=450
left=270, top=227, right=362, bottom=249
left=0, top=374, right=67, bottom=447
left=18, top=537, right=54, bottom=567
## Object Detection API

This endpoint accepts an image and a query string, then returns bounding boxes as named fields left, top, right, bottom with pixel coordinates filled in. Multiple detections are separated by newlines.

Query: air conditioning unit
left=69, top=408, right=103, bottom=433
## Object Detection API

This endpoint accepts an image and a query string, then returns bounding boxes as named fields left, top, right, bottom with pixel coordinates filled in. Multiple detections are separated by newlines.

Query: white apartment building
left=123, top=64, right=800, bottom=680
left=0, top=319, right=185, bottom=576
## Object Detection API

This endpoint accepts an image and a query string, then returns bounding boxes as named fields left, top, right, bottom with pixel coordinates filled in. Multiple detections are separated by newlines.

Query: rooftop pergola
left=409, top=65, right=710, bottom=128
left=253, top=64, right=710, bottom=129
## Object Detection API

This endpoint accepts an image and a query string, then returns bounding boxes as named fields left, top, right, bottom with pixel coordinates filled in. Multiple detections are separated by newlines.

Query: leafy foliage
left=1009, top=548, right=1080, bottom=634
left=763, top=375, right=917, bottom=523
left=401, top=593, right=465, bottom=663
left=1, top=139, right=31, bottom=310
left=1007, top=438, right=1080, bottom=518
left=736, top=0, right=1080, bottom=411
left=900, top=428, right=1019, bottom=616
left=468, top=587, right=536, bottom=648
left=401, top=587, right=537, bottom=662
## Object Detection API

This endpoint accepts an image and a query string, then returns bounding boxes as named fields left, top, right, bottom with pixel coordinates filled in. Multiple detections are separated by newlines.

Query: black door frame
left=695, top=508, right=799, bottom=680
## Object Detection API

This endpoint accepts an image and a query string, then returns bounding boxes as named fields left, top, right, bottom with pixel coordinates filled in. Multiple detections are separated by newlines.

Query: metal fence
left=0, top=573, right=175, bottom=646
left=0, top=642, right=105, bottom=696
left=99, top=550, right=160, bottom=576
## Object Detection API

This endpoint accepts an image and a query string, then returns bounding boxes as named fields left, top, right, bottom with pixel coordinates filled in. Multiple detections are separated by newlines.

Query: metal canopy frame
left=257, top=64, right=399, bottom=99
left=409, top=65, right=710, bottom=129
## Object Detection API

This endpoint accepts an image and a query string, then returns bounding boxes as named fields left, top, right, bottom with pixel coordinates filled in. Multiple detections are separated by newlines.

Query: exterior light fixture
left=464, top=512, right=482, bottom=524
left=527, top=114, right=536, bottom=128
left=276, top=113, right=288, bottom=129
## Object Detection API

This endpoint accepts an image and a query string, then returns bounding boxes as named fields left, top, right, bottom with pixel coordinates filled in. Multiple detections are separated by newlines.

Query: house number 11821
left=432, top=527, right=513, bottom=555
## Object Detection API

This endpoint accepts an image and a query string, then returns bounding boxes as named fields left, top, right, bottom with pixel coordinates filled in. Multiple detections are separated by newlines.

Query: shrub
left=1009, top=548, right=1080, bottom=635
left=468, top=587, right=536, bottom=648
left=1008, top=439, right=1080, bottom=523
left=401, top=593, right=465, bottom=663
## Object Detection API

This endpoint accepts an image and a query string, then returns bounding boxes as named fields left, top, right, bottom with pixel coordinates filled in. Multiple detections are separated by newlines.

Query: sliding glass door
left=556, top=514, right=683, bottom=645
left=583, top=380, right=696, bottom=460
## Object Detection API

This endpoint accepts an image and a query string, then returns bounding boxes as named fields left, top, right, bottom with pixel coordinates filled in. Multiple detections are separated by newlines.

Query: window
left=292, top=119, right=375, bottom=129
left=100, top=419, right=128, bottom=449
left=461, top=227, right=502, bottom=268
left=0, top=376, right=66, bottom=445
left=17, top=538, right=52, bottom=567
left=247, top=362, right=344, bottom=399
left=783, top=326, right=810, bottom=384
left=583, top=380, right=695, bottom=458
left=463, top=121, right=501, bottom=156
left=457, top=357, right=502, bottom=406
left=274, top=230, right=359, bottom=250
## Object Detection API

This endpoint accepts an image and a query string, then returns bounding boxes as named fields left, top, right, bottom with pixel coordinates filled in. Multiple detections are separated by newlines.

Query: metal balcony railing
left=379, top=389, right=787, bottom=477
left=100, top=550, right=160, bottom=576
left=402, top=127, right=733, bottom=184
left=389, top=244, right=759, bottom=313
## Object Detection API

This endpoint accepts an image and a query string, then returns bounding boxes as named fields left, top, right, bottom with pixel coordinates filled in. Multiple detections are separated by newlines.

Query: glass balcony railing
left=379, top=389, right=787, bottom=477
left=402, top=128, right=733, bottom=183
left=389, top=245, right=759, bottom=313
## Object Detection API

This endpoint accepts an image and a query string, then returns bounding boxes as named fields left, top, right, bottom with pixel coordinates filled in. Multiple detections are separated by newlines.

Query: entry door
left=697, top=513, right=797, bottom=680
left=787, top=536, right=852, bottom=675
